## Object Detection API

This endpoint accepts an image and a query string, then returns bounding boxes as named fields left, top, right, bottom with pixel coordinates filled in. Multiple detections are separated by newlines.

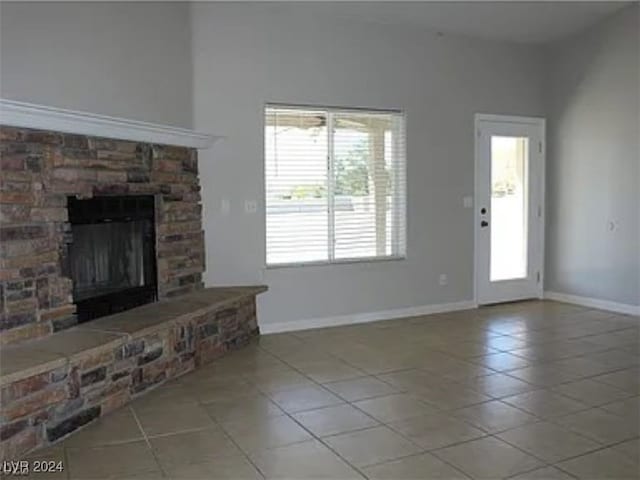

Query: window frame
left=264, top=103, right=407, bottom=269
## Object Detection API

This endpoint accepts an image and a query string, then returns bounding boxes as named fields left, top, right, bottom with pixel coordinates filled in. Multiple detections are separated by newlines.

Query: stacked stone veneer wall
left=0, top=126, right=205, bottom=345
left=0, top=295, right=258, bottom=460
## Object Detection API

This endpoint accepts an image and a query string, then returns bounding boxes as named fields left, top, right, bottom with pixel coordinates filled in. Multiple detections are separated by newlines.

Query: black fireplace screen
left=67, top=195, right=158, bottom=323
left=71, top=220, right=149, bottom=300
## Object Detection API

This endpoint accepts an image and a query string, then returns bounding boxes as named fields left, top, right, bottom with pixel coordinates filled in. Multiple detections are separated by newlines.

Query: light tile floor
left=26, top=301, right=639, bottom=479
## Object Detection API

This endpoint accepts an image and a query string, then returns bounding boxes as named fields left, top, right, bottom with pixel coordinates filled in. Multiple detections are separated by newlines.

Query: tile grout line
left=284, top=410, right=373, bottom=479
left=205, top=419, right=269, bottom=480
left=361, top=448, right=474, bottom=479
left=486, top=429, right=596, bottom=472
left=128, top=406, right=170, bottom=478
left=503, top=463, right=580, bottom=480
left=129, top=406, right=153, bottom=449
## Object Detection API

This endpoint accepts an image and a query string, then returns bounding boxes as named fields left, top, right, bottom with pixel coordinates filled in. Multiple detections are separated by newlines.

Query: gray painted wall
left=191, top=3, right=546, bottom=327
left=0, top=2, right=193, bottom=128
left=545, top=5, right=640, bottom=306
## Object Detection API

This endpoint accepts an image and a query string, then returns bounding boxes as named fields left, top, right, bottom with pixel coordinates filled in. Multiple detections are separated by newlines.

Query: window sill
left=265, top=255, right=407, bottom=270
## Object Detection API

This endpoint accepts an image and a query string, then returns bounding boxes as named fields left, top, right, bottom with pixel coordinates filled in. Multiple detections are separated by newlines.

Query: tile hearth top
left=0, top=286, right=267, bottom=386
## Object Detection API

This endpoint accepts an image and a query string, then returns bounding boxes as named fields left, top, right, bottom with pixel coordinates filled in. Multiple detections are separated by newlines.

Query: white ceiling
left=276, top=1, right=631, bottom=44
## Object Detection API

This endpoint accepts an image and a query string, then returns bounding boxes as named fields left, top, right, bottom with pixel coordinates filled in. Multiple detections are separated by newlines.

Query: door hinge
left=536, top=271, right=541, bottom=283
left=537, top=205, right=542, bottom=218
left=538, top=141, right=543, bottom=154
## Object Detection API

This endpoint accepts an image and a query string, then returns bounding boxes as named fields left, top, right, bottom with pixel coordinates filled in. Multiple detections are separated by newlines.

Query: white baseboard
left=259, top=300, right=477, bottom=334
left=544, top=291, right=640, bottom=316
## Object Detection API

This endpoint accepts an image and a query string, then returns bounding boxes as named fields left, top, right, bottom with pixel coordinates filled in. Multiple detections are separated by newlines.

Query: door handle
left=481, top=220, right=489, bottom=228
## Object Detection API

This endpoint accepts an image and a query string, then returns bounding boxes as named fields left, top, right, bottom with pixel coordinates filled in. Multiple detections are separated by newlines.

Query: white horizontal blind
left=265, top=105, right=406, bottom=266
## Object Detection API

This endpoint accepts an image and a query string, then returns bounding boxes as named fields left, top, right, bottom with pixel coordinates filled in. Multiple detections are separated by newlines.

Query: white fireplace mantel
left=0, top=99, right=220, bottom=149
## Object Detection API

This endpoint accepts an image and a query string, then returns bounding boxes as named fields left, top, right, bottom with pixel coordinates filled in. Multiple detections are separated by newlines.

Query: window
left=265, top=105, right=406, bottom=266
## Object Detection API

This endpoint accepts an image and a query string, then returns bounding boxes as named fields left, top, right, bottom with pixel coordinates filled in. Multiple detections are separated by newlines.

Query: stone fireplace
left=0, top=125, right=205, bottom=345
left=0, top=101, right=266, bottom=460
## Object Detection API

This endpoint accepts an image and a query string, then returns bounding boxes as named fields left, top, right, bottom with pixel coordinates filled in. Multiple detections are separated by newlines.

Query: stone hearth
left=0, top=286, right=266, bottom=460
left=0, top=125, right=205, bottom=345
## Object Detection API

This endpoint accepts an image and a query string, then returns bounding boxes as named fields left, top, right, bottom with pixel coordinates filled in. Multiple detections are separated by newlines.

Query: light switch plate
left=245, top=200, right=257, bottom=214
left=463, top=196, right=473, bottom=208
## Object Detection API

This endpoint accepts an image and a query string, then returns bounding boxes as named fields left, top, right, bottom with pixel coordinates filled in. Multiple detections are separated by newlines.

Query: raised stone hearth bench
left=0, top=286, right=266, bottom=460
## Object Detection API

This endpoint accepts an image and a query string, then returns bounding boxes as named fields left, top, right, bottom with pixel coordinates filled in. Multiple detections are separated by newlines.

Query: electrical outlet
left=439, top=274, right=448, bottom=286
left=245, top=200, right=258, bottom=214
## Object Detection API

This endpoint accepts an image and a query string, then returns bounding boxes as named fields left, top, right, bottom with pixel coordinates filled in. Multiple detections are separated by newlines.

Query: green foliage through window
left=335, top=140, right=370, bottom=196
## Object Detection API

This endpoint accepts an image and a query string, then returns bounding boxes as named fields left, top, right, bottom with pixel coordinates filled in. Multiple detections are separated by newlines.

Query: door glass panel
left=490, top=136, right=529, bottom=281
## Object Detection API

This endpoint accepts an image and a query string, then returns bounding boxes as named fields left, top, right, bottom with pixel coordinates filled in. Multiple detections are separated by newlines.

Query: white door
left=475, top=115, right=545, bottom=305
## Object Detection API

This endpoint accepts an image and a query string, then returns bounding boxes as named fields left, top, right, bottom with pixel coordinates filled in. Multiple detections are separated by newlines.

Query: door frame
left=473, top=113, right=546, bottom=306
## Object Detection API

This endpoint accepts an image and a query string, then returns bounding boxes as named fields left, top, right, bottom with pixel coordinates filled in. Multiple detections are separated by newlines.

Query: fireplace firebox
left=67, top=195, right=158, bottom=323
